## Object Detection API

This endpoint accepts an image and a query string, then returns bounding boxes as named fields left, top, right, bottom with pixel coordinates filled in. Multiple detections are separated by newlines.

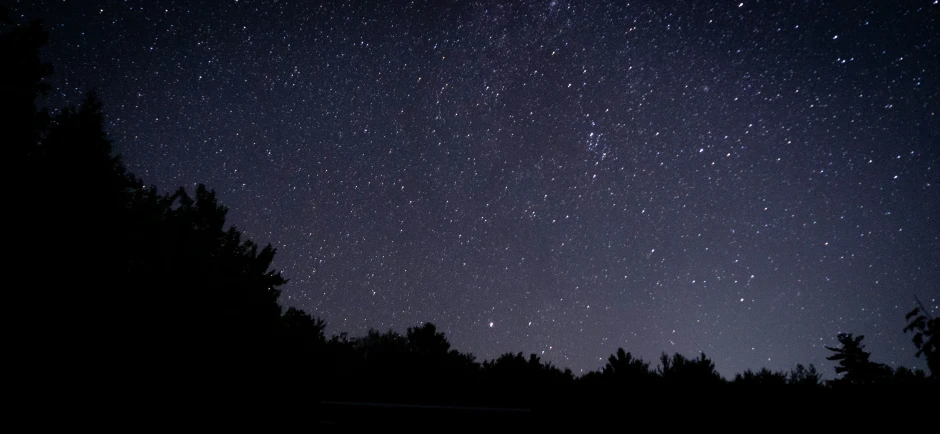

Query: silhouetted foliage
left=478, top=352, right=572, bottom=406
left=5, top=13, right=936, bottom=414
left=825, top=333, right=891, bottom=385
left=355, top=328, right=409, bottom=357
left=887, top=366, right=928, bottom=385
left=484, top=352, right=573, bottom=384
left=658, top=352, right=724, bottom=386
left=407, top=322, right=451, bottom=354
left=787, top=364, right=822, bottom=387
left=904, top=298, right=938, bottom=377
left=4, top=15, right=291, bottom=384
left=733, top=368, right=788, bottom=386
left=601, top=348, right=656, bottom=387
left=279, top=307, right=327, bottom=351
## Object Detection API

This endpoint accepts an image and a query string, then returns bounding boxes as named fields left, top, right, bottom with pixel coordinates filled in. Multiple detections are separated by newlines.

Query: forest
left=3, top=11, right=936, bottom=425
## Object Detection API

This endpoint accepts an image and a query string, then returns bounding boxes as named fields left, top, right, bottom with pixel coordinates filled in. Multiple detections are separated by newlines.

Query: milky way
left=19, top=0, right=939, bottom=376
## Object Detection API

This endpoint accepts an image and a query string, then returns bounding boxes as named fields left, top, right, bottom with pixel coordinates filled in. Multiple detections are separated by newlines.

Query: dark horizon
left=11, top=0, right=938, bottom=378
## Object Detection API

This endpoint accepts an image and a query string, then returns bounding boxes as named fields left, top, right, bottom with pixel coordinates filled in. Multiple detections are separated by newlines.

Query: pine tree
left=825, top=333, right=889, bottom=385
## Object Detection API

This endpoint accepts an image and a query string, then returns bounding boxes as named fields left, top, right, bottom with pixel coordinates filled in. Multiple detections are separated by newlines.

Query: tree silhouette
left=279, top=306, right=327, bottom=354
left=4, top=13, right=142, bottom=388
left=3, top=14, right=297, bottom=386
left=733, top=368, right=788, bottom=386
left=481, top=352, right=573, bottom=407
left=787, top=364, right=821, bottom=387
left=903, top=298, right=937, bottom=377
left=658, top=352, right=724, bottom=386
left=8, top=10, right=937, bottom=413
left=825, top=333, right=890, bottom=385
left=166, top=185, right=286, bottom=336
left=407, top=322, right=451, bottom=354
left=601, top=348, right=656, bottom=387
left=353, top=329, right=410, bottom=386
left=407, top=323, right=478, bottom=383
left=887, top=366, right=928, bottom=385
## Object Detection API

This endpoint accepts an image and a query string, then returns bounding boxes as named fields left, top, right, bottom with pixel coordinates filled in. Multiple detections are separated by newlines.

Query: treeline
left=274, top=318, right=935, bottom=402
left=4, top=12, right=936, bottom=407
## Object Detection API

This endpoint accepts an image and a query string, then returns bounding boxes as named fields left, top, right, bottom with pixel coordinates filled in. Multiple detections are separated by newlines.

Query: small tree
left=787, top=364, right=821, bottom=387
left=658, top=352, right=724, bottom=386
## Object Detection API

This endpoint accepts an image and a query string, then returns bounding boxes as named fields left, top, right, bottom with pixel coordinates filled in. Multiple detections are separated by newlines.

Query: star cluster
left=19, top=0, right=939, bottom=376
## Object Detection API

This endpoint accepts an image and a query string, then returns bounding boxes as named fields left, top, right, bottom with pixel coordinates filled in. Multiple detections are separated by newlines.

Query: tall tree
left=4, top=14, right=293, bottom=386
left=903, top=298, right=937, bottom=377
left=825, top=333, right=889, bottom=385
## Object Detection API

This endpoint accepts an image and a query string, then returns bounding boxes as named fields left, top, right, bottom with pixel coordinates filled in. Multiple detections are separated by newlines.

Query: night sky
left=17, top=0, right=938, bottom=377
